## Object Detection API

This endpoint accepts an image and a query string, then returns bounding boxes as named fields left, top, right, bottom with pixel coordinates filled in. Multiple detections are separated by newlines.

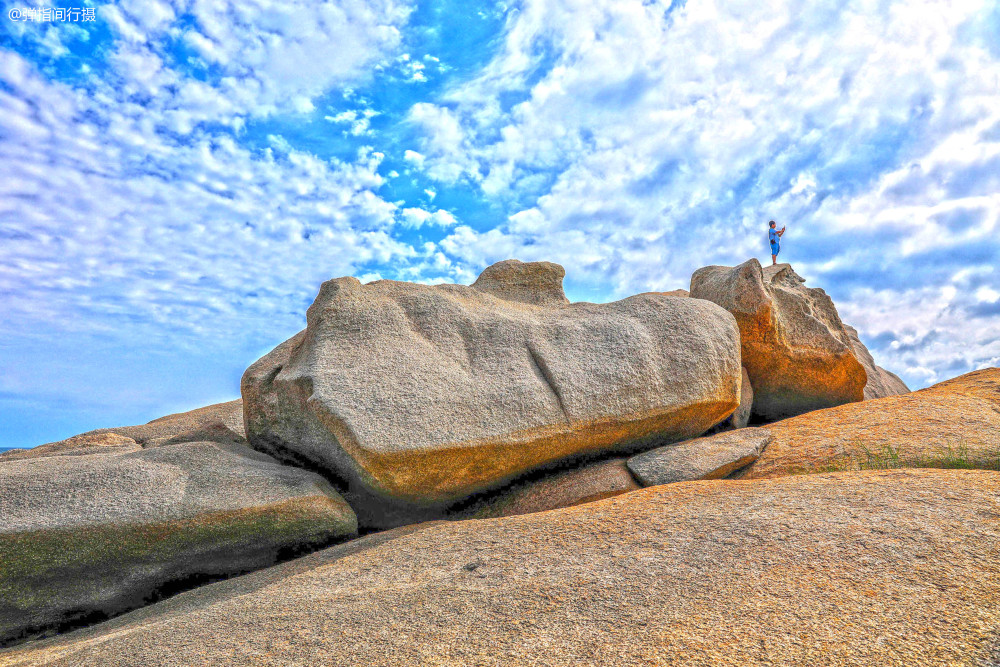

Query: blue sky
left=1, top=0, right=998, bottom=447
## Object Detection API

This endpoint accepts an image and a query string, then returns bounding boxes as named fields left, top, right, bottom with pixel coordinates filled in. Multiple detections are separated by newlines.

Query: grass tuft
left=807, top=438, right=1000, bottom=474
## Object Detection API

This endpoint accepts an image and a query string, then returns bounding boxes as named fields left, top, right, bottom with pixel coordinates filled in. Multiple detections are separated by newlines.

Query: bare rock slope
left=742, top=367, right=1000, bottom=478
left=243, top=259, right=743, bottom=527
left=3, top=469, right=998, bottom=667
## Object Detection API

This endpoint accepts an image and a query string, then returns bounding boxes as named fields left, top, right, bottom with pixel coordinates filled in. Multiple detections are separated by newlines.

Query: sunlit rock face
left=691, top=259, right=868, bottom=420
left=243, top=259, right=742, bottom=528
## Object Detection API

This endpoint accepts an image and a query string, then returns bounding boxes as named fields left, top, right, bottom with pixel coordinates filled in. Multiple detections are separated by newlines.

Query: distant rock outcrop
left=0, top=432, right=142, bottom=461
left=0, top=441, right=357, bottom=645
left=6, top=469, right=997, bottom=666
left=690, top=260, right=868, bottom=420
left=1, top=400, right=247, bottom=462
left=844, top=325, right=910, bottom=399
left=243, top=260, right=743, bottom=528
left=739, top=367, right=1000, bottom=479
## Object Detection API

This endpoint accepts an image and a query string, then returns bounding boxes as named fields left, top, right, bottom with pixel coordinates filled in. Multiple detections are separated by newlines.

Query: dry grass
left=808, top=439, right=1000, bottom=474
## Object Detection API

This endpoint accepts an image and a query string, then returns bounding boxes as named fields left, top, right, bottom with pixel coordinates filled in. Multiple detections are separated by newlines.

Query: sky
left=1, top=0, right=998, bottom=447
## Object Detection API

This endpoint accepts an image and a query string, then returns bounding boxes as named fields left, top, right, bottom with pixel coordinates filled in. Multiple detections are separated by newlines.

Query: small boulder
left=469, top=259, right=569, bottom=306
left=626, top=428, right=771, bottom=486
left=0, top=441, right=357, bottom=645
left=244, top=260, right=743, bottom=528
left=690, top=260, right=867, bottom=420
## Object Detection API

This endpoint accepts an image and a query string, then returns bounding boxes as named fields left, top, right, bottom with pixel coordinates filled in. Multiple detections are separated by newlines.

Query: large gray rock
left=243, top=259, right=743, bottom=528
left=690, top=260, right=867, bottom=420
left=626, top=428, right=772, bottom=486
left=0, top=441, right=357, bottom=645
left=844, top=325, right=910, bottom=399
left=1, top=400, right=247, bottom=462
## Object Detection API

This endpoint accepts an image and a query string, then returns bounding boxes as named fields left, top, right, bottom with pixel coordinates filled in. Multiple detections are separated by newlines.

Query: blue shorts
left=770, top=242, right=780, bottom=255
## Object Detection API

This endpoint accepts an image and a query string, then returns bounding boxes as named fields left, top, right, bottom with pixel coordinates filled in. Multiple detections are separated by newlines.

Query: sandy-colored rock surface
left=470, top=259, right=570, bottom=306
left=3, top=469, right=998, bottom=666
left=845, top=325, right=910, bottom=399
left=244, top=259, right=741, bottom=527
left=627, top=427, right=771, bottom=486
left=0, top=441, right=356, bottom=644
left=1, top=400, right=246, bottom=461
left=0, top=432, right=141, bottom=461
left=457, top=458, right=640, bottom=519
left=690, top=260, right=867, bottom=420
left=742, top=367, right=1000, bottom=479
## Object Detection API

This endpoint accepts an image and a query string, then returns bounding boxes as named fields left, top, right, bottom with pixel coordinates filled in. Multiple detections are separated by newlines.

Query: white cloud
left=99, top=0, right=411, bottom=122
left=0, top=49, right=418, bottom=356
left=399, top=208, right=458, bottom=229
left=976, top=286, right=1000, bottom=303
left=399, top=0, right=1000, bottom=385
left=403, top=149, right=425, bottom=166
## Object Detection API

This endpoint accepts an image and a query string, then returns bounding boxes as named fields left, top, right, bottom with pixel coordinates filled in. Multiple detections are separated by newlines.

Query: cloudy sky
left=2, top=0, right=998, bottom=447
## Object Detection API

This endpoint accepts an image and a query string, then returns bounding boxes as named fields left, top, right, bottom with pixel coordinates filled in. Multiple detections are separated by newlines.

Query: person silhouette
left=768, top=220, right=786, bottom=265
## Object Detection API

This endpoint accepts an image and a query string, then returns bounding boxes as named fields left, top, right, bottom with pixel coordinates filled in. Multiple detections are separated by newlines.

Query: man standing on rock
left=768, top=220, right=786, bottom=265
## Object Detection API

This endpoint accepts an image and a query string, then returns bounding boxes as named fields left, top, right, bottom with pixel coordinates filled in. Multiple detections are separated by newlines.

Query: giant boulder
left=243, top=259, right=743, bottom=528
left=690, top=260, right=867, bottom=420
left=0, top=441, right=357, bottom=645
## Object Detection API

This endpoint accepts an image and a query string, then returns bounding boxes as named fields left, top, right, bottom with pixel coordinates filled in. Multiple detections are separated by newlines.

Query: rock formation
left=690, top=260, right=868, bottom=420
left=5, top=469, right=997, bottom=666
left=739, top=367, right=1000, bottom=479
left=0, top=441, right=356, bottom=645
left=1, top=400, right=247, bottom=461
left=243, top=260, right=742, bottom=527
left=0, top=256, right=940, bottom=660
